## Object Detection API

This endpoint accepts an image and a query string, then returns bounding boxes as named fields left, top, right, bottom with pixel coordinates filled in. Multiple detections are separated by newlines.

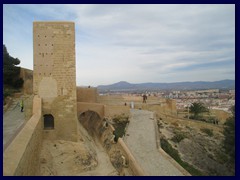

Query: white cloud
left=3, top=4, right=235, bottom=86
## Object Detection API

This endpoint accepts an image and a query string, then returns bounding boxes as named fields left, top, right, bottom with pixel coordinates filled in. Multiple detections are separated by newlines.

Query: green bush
left=171, top=132, right=187, bottom=143
left=3, top=89, right=12, bottom=99
left=200, top=128, right=213, bottom=137
left=112, top=115, right=129, bottom=141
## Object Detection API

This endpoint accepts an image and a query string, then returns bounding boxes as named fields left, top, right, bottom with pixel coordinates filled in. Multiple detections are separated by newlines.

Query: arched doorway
left=43, top=114, right=54, bottom=130
left=78, top=110, right=102, bottom=136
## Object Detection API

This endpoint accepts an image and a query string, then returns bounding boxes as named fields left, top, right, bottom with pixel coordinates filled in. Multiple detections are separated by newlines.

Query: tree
left=189, top=102, right=209, bottom=120
left=3, top=44, right=23, bottom=88
left=223, top=105, right=235, bottom=165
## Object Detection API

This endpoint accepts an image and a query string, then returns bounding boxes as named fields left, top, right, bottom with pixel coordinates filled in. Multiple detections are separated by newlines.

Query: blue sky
left=3, top=4, right=235, bottom=86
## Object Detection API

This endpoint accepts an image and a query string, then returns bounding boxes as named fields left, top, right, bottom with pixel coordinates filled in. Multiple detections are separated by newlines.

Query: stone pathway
left=124, top=109, right=185, bottom=176
left=3, top=97, right=26, bottom=150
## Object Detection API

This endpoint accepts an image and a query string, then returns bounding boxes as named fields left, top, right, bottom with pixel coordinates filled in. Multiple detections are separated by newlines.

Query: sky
left=3, top=4, right=235, bottom=86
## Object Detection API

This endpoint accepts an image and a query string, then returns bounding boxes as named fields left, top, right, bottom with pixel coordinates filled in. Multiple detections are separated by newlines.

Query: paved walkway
left=3, top=97, right=26, bottom=150
left=124, top=109, right=185, bottom=176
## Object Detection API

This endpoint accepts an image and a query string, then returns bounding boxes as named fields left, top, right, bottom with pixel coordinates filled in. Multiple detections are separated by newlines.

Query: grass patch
left=215, top=151, right=229, bottom=164
left=200, top=128, right=213, bottom=137
left=160, top=138, right=203, bottom=176
left=171, top=132, right=187, bottom=143
left=112, top=114, right=129, bottom=141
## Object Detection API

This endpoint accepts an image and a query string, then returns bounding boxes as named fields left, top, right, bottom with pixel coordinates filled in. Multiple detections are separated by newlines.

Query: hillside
left=98, top=80, right=235, bottom=92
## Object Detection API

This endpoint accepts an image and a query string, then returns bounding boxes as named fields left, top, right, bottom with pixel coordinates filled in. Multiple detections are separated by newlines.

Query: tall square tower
left=33, top=21, right=78, bottom=141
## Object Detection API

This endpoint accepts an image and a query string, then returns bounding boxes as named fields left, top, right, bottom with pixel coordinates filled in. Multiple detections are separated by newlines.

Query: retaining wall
left=3, top=96, right=43, bottom=176
left=104, top=105, right=130, bottom=117
left=99, top=124, right=146, bottom=176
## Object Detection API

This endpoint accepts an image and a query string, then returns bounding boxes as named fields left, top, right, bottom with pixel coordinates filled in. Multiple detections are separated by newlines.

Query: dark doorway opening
left=78, top=110, right=101, bottom=136
left=44, top=114, right=54, bottom=130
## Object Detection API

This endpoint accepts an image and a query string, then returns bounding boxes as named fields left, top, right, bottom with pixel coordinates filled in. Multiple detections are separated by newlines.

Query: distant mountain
left=97, top=80, right=235, bottom=92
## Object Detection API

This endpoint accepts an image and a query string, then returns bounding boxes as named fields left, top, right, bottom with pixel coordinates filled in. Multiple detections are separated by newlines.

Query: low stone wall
left=97, top=95, right=125, bottom=105
left=104, top=105, right=130, bottom=118
left=153, top=113, right=191, bottom=176
left=3, top=96, right=43, bottom=176
left=99, top=124, right=146, bottom=176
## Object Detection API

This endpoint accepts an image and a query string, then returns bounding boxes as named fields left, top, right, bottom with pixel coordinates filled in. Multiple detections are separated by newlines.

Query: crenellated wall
left=3, top=96, right=43, bottom=176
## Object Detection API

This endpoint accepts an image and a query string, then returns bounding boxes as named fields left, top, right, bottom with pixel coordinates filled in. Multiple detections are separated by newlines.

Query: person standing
left=20, top=99, right=24, bottom=112
left=143, top=94, right=147, bottom=103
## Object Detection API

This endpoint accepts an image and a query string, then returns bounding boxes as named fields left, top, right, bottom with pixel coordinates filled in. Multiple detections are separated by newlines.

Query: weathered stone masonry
left=33, top=22, right=78, bottom=141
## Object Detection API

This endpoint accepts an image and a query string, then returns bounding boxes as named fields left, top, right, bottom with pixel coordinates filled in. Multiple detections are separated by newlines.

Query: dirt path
left=39, top=122, right=118, bottom=176
left=124, top=109, right=185, bottom=176
left=76, top=124, right=118, bottom=176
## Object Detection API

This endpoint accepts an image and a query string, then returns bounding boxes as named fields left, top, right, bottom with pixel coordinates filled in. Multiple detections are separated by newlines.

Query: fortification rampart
left=4, top=96, right=42, bottom=175
left=77, top=87, right=98, bottom=103
left=20, top=68, right=33, bottom=95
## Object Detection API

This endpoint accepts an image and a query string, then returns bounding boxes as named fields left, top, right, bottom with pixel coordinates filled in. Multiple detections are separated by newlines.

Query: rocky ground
left=39, top=140, right=98, bottom=175
left=157, top=116, right=234, bottom=176
left=39, top=122, right=118, bottom=176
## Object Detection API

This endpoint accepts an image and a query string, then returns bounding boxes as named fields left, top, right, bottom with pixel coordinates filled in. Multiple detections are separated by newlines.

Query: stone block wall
left=77, top=102, right=105, bottom=118
left=104, top=105, right=130, bottom=118
left=33, top=21, right=78, bottom=142
left=77, top=87, right=98, bottom=103
left=20, top=67, right=33, bottom=95
left=3, top=96, right=43, bottom=176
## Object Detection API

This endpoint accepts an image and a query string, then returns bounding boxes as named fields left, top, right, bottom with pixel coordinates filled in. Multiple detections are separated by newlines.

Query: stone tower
left=33, top=21, right=78, bottom=141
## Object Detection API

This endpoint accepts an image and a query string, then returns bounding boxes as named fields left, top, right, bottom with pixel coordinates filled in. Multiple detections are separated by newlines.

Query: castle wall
left=97, top=95, right=125, bottom=105
left=77, top=102, right=105, bottom=118
left=20, top=67, right=33, bottom=95
left=3, top=96, right=43, bottom=176
left=104, top=105, right=130, bottom=118
left=77, top=87, right=98, bottom=103
left=134, top=101, right=177, bottom=116
left=33, top=22, right=78, bottom=142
